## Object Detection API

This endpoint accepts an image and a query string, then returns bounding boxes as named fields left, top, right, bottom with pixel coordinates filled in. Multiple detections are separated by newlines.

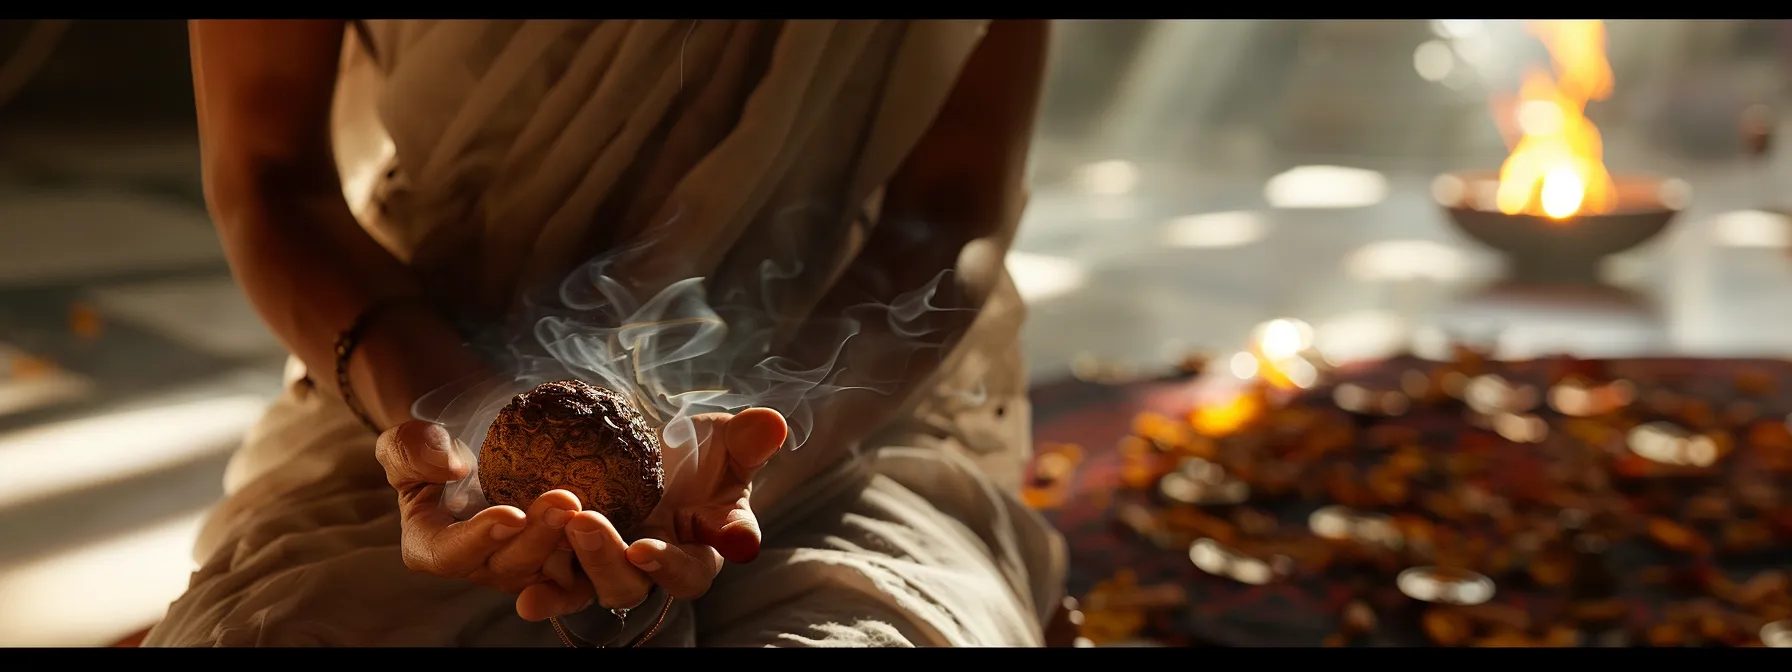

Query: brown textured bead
left=479, top=380, right=665, bottom=534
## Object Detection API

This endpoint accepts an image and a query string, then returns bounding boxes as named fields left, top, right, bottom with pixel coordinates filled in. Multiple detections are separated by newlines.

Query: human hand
left=374, top=421, right=587, bottom=596
left=513, top=408, right=788, bottom=621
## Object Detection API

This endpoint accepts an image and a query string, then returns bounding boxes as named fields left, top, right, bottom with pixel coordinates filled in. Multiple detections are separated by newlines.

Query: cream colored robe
left=144, top=19, right=1063, bottom=647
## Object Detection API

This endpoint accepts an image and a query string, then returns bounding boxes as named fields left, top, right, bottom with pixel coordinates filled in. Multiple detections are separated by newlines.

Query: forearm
left=212, top=172, right=489, bottom=429
left=189, top=19, right=488, bottom=429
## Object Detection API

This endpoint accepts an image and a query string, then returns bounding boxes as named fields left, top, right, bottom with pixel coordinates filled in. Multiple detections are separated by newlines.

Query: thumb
left=376, top=421, right=522, bottom=579
left=724, top=408, right=788, bottom=478
left=374, top=420, right=469, bottom=490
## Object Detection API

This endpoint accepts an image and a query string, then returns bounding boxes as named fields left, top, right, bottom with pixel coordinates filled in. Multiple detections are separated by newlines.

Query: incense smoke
left=414, top=205, right=975, bottom=519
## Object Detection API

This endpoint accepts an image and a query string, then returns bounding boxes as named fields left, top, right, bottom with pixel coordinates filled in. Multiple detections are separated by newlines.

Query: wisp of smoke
left=413, top=206, right=971, bottom=519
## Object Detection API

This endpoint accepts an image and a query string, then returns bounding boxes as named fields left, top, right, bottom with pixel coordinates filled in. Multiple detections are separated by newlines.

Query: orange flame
left=1251, top=348, right=1305, bottom=391
left=1495, top=20, right=1617, bottom=220
left=1189, top=386, right=1264, bottom=437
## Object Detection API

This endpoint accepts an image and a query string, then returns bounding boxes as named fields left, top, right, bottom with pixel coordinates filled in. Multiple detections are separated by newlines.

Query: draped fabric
left=145, top=20, right=1062, bottom=647
left=350, top=20, right=976, bottom=324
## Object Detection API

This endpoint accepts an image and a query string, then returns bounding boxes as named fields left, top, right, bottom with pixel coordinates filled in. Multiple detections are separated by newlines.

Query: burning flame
left=1189, top=390, right=1261, bottom=437
left=1495, top=20, right=1617, bottom=220
left=1247, top=318, right=1316, bottom=391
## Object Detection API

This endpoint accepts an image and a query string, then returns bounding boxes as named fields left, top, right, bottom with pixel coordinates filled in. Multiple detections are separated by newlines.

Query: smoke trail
left=413, top=205, right=974, bottom=519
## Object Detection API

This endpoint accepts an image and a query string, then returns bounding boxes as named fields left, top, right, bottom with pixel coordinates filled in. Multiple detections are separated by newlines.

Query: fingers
left=567, top=511, right=654, bottom=610
left=405, top=505, right=525, bottom=578
left=685, top=407, right=785, bottom=564
left=376, top=421, right=530, bottom=577
left=542, top=549, right=580, bottom=590
left=487, top=490, right=582, bottom=586
left=626, top=538, right=723, bottom=600
left=374, top=421, right=468, bottom=491
left=694, top=502, right=762, bottom=564
left=515, top=580, right=594, bottom=623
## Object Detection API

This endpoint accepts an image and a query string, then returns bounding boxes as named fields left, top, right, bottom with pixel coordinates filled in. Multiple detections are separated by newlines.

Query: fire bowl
left=1434, top=171, right=1689, bottom=284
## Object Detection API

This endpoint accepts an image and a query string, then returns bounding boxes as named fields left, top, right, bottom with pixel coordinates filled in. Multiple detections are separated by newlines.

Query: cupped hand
left=513, top=408, right=788, bottom=622
left=374, top=421, right=586, bottom=595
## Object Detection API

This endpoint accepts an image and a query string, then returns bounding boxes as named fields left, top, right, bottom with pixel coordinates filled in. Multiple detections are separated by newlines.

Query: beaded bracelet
left=333, top=295, right=437, bottom=434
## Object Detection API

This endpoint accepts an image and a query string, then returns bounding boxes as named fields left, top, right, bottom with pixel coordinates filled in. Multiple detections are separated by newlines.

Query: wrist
left=344, top=303, right=492, bottom=431
left=555, top=588, right=674, bottom=647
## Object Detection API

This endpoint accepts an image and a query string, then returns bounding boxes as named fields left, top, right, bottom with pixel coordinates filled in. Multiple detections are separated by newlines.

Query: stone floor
left=4, top=19, right=1792, bottom=646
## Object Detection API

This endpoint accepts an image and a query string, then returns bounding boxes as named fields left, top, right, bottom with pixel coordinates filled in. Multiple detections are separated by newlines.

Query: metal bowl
left=1434, top=171, right=1689, bottom=284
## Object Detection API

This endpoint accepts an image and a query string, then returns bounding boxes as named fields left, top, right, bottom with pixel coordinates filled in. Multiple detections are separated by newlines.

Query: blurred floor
left=0, top=165, right=285, bottom=645
left=4, top=18, right=1792, bottom=646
